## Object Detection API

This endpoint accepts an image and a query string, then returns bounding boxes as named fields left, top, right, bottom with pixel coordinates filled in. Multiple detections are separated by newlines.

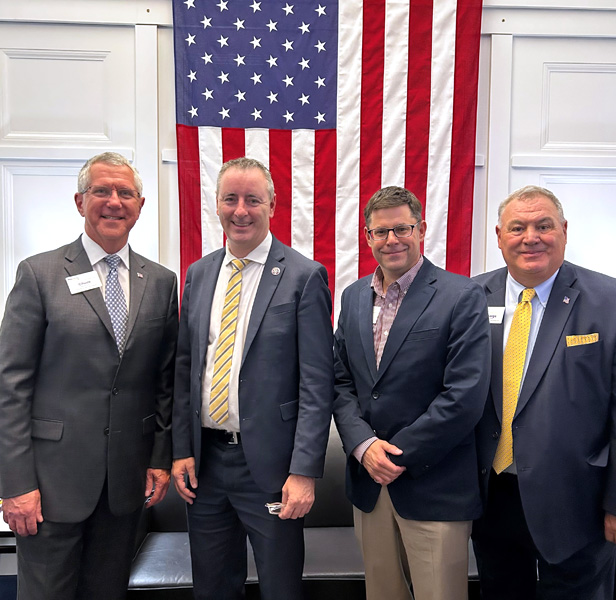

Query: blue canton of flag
left=174, top=0, right=338, bottom=130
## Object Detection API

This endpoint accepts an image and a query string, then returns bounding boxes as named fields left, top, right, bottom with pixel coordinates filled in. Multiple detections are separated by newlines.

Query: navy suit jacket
left=0, top=237, right=178, bottom=521
left=474, top=261, right=616, bottom=563
left=333, top=258, right=491, bottom=521
left=172, top=236, right=334, bottom=493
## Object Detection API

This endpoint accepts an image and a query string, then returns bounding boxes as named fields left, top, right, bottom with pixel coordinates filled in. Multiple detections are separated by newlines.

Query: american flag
left=173, top=0, right=482, bottom=318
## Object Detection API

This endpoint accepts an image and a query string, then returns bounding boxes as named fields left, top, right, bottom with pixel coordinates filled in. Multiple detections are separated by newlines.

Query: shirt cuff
left=352, top=436, right=379, bottom=464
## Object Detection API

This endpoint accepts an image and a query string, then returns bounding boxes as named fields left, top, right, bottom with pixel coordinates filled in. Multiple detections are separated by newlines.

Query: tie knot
left=104, top=254, right=121, bottom=270
left=521, top=288, right=536, bottom=303
left=231, top=259, right=250, bottom=272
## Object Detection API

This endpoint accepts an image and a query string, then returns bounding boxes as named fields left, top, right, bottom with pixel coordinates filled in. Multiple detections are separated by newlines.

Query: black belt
left=204, top=428, right=241, bottom=445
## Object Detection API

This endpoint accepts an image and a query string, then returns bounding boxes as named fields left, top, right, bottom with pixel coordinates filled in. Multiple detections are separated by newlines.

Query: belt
left=204, top=428, right=241, bottom=445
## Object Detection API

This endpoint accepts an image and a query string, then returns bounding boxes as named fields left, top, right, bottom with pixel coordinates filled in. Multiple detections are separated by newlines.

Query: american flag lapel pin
left=137, top=272, right=144, bottom=279
left=563, top=296, right=570, bottom=304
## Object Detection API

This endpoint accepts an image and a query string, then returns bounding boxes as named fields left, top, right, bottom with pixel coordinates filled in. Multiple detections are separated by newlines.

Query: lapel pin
left=563, top=296, right=570, bottom=304
left=271, top=267, right=281, bottom=276
left=137, top=272, right=144, bottom=279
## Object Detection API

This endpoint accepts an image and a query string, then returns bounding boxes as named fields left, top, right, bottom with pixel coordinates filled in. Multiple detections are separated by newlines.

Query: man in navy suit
left=472, top=185, right=616, bottom=599
left=171, top=157, right=334, bottom=599
left=333, top=186, right=491, bottom=600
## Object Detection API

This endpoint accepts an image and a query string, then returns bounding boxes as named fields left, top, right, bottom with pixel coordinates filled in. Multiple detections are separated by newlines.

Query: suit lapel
left=63, top=238, right=115, bottom=341
left=515, top=263, right=578, bottom=417
left=484, top=271, right=507, bottom=422
left=358, top=281, right=378, bottom=382
left=241, top=238, right=285, bottom=365
left=126, top=249, right=147, bottom=343
left=376, top=259, right=436, bottom=381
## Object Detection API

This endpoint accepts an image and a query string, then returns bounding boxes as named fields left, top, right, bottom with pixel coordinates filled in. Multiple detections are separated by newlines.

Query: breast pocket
left=403, top=328, right=439, bottom=343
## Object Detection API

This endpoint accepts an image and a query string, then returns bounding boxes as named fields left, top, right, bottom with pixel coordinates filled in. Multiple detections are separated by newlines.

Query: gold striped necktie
left=493, top=287, right=536, bottom=474
left=209, top=258, right=250, bottom=424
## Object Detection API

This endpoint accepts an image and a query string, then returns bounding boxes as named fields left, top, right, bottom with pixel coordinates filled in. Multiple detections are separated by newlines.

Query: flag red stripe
left=268, top=130, right=293, bottom=246
left=313, top=129, right=338, bottom=305
left=177, top=124, right=202, bottom=291
left=221, top=128, right=246, bottom=162
left=446, top=0, right=482, bottom=275
left=358, top=0, right=386, bottom=279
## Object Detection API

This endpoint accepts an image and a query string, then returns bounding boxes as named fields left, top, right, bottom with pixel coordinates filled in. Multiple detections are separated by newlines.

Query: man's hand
left=362, top=439, right=406, bottom=485
left=172, top=457, right=198, bottom=504
left=605, top=512, right=616, bottom=544
left=2, top=489, right=43, bottom=536
left=279, top=474, right=315, bottom=520
left=145, top=468, right=171, bottom=508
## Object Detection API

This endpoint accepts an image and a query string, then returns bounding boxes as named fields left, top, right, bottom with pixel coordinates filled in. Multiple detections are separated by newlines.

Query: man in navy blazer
left=333, top=186, right=491, bottom=600
left=171, top=157, right=334, bottom=599
left=0, top=152, right=178, bottom=599
left=472, top=185, right=616, bottom=599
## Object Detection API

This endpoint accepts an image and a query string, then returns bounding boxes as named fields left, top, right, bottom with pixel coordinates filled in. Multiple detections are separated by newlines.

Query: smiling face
left=497, top=194, right=567, bottom=287
left=216, top=166, right=276, bottom=257
left=74, top=162, right=144, bottom=254
left=365, top=204, right=426, bottom=290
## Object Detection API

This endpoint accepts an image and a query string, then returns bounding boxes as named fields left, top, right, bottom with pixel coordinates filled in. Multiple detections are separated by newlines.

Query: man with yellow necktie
left=171, top=157, right=334, bottom=599
left=472, top=185, right=616, bottom=599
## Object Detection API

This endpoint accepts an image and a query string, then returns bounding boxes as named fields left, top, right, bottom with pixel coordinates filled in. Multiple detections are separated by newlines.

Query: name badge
left=66, top=271, right=102, bottom=294
left=488, top=306, right=505, bottom=324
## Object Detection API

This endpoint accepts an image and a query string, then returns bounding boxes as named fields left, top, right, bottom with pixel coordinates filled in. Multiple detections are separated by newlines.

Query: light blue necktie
left=104, top=255, right=128, bottom=355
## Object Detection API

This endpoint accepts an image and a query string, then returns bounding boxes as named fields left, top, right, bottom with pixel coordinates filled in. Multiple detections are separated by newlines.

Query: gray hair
left=498, top=185, right=565, bottom=226
left=364, top=186, right=423, bottom=227
left=77, top=152, right=143, bottom=196
left=216, top=157, right=275, bottom=200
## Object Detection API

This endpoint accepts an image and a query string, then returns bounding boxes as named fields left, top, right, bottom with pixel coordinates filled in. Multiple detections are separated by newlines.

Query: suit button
left=372, top=392, right=380, bottom=400
left=481, top=468, right=487, bottom=475
left=112, top=388, right=119, bottom=395
left=195, top=410, right=200, bottom=418
left=492, top=431, right=499, bottom=439
left=423, top=465, right=430, bottom=471
left=104, top=427, right=110, bottom=436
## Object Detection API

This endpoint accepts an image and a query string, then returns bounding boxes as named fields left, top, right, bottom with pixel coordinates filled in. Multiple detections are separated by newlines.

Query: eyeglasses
left=366, top=223, right=420, bottom=241
left=82, top=185, right=141, bottom=201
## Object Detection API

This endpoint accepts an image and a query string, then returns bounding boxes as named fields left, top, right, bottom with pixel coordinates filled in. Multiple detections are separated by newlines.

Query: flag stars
left=283, top=110, right=294, bottom=122
left=283, top=75, right=294, bottom=87
left=201, top=52, right=213, bottom=65
left=251, top=108, right=263, bottom=120
left=233, top=18, right=245, bottom=31
left=234, top=54, right=246, bottom=67
left=218, top=35, right=229, bottom=48
left=185, top=33, right=196, bottom=46
left=235, top=90, right=246, bottom=102
left=299, top=57, right=310, bottom=70
left=217, top=71, right=230, bottom=84
left=315, top=40, right=326, bottom=53
left=250, top=37, right=262, bottom=49
left=266, top=55, right=278, bottom=68
left=187, top=70, right=197, bottom=82
left=219, top=107, right=230, bottom=119
left=315, top=76, right=326, bottom=88
left=299, top=22, right=310, bottom=34
left=266, top=20, right=278, bottom=32
left=282, top=3, right=294, bottom=16
left=267, top=91, right=279, bottom=104
left=201, top=15, right=212, bottom=29
left=184, top=0, right=195, bottom=8
left=282, top=39, right=294, bottom=52
left=250, top=1, right=262, bottom=12
left=202, top=88, right=214, bottom=100
left=217, top=0, right=228, bottom=11
left=298, top=93, right=310, bottom=105
left=315, top=112, right=326, bottom=123
left=315, top=4, right=326, bottom=16
left=188, top=106, right=198, bottom=118
left=251, top=72, right=263, bottom=85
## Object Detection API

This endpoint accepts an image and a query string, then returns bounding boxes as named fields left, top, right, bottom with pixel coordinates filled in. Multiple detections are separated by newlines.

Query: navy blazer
left=333, top=258, right=491, bottom=521
left=172, top=236, right=334, bottom=494
left=475, top=261, right=616, bottom=563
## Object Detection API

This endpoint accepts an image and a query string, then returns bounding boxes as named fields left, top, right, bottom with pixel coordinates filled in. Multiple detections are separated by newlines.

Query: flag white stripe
left=245, top=129, right=270, bottom=169
left=199, top=126, right=224, bottom=255
left=291, top=130, right=316, bottom=259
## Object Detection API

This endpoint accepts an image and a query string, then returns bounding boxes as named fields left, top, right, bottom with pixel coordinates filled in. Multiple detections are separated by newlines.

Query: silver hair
left=77, top=152, right=143, bottom=196
left=215, top=157, right=275, bottom=200
left=498, top=185, right=565, bottom=226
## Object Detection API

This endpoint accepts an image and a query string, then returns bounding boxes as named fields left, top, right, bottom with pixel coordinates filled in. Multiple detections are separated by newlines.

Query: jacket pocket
left=280, top=400, right=299, bottom=421
left=31, top=418, right=63, bottom=441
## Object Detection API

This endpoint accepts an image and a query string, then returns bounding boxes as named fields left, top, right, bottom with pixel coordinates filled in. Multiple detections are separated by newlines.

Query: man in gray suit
left=0, top=152, right=178, bottom=600
left=172, top=157, right=334, bottom=599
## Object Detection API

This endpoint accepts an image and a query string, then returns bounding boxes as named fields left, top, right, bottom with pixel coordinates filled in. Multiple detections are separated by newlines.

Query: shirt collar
left=224, top=231, right=272, bottom=266
left=506, top=268, right=559, bottom=308
left=81, top=232, right=130, bottom=270
left=371, top=255, right=424, bottom=297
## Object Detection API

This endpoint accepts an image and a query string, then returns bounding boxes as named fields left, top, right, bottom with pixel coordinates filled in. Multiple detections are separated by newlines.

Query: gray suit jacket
left=172, top=236, right=334, bottom=493
left=475, top=261, right=616, bottom=562
left=0, top=237, right=178, bottom=522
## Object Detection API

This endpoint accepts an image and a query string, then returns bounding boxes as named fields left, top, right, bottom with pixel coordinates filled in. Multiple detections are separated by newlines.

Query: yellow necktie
left=209, top=259, right=250, bottom=425
left=493, top=287, right=536, bottom=474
